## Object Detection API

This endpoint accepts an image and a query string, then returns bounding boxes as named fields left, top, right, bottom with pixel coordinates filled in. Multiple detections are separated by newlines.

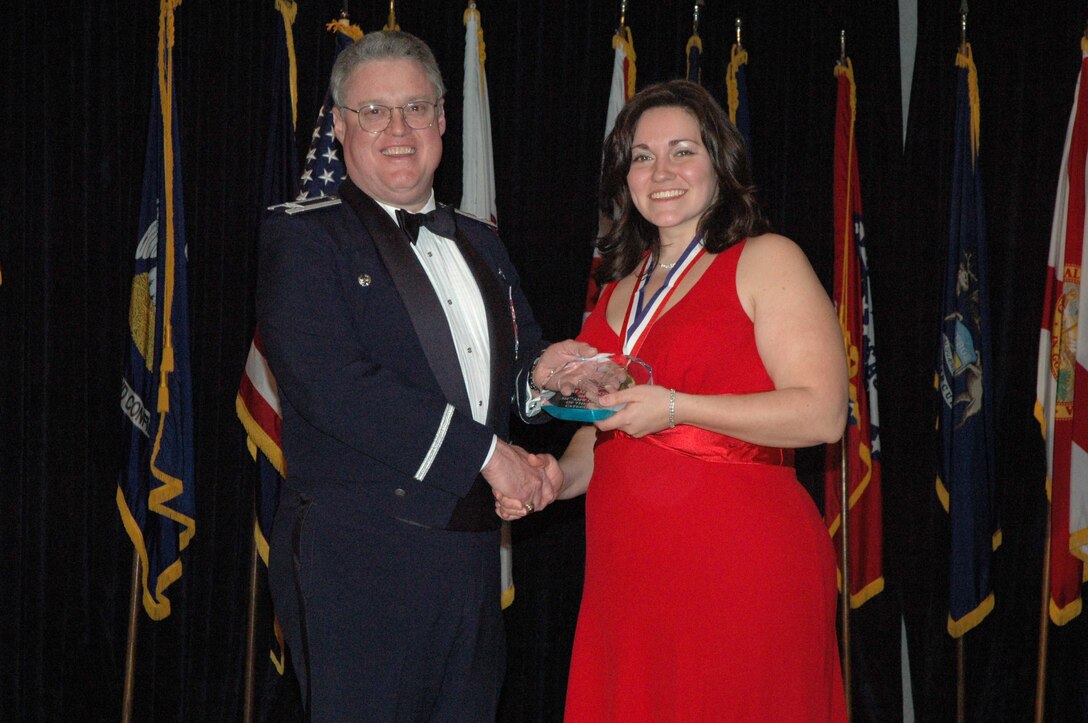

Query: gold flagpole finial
left=619, top=0, right=627, bottom=29
left=384, top=0, right=399, bottom=31
left=735, top=16, right=743, bottom=49
left=692, top=0, right=704, bottom=36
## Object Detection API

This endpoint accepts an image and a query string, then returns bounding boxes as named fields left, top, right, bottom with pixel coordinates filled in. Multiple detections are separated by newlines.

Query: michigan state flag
left=936, top=43, right=1000, bottom=637
left=117, top=0, right=195, bottom=621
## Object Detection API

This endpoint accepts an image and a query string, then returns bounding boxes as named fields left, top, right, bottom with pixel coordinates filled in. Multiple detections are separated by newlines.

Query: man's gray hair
left=330, top=30, right=446, bottom=107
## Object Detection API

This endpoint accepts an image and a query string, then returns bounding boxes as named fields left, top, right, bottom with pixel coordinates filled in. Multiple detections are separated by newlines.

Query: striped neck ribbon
left=621, top=232, right=706, bottom=356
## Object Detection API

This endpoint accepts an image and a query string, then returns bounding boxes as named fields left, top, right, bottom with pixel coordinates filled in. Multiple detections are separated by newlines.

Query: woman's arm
left=557, top=425, right=597, bottom=499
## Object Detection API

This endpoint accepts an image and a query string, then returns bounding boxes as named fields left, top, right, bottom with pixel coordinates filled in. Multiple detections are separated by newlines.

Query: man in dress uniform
left=257, top=30, right=587, bottom=720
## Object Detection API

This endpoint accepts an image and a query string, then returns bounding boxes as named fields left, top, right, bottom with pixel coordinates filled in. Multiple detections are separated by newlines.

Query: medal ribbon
left=620, top=232, right=706, bottom=356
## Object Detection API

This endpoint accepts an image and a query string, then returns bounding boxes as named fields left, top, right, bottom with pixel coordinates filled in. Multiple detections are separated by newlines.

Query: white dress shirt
left=375, top=195, right=498, bottom=468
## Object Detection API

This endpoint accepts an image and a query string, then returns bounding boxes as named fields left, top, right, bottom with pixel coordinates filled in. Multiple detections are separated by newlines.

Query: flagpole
left=243, top=506, right=261, bottom=723
left=838, top=440, right=852, bottom=722
left=952, top=7, right=974, bottom=721
left=1034, top=500, right=1052, bottom=723
left=835, top=39, right=852, bottom=717
left=121, top=550, right=141, bottom=723
left=956, top=638, right=966, bottom=722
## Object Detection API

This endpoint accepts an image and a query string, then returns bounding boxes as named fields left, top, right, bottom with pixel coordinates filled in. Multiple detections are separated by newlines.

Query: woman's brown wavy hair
left=594, top=79, right=769, bottom=285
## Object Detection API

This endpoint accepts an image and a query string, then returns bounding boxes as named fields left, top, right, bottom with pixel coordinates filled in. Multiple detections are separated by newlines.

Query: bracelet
left=528, top=352, right=552, bottom=391
left=527, top=356, right=544, bottom=394
left=668, top=388, right=676, bottom=428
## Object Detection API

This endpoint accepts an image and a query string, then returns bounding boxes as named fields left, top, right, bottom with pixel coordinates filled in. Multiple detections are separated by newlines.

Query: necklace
left=659, top=261, right=677, bottom=270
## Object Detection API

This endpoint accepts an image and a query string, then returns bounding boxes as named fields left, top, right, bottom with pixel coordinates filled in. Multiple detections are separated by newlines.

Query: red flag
left=824, top=57, right=884, bottom=608
left=1037, top=38, right=1088, bottom=626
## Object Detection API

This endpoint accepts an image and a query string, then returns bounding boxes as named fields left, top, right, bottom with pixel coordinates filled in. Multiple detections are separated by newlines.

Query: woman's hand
left=593, top=384, right=675, bottom=438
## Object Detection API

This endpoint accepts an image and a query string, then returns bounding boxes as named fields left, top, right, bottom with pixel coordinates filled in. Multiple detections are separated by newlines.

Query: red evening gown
left=564, top=241, right=847, bottom=722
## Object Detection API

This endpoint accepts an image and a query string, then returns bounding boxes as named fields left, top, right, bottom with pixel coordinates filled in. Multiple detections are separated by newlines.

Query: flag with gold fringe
left=725, top=38, right=751, bottom=157
left=1036, top=37, right=1088, bottom=626
left=824, top=57, right=883, bottom=609
left=262, top=0, right=299, bottom=205
left=936, top=43, right=1000, bottom=638
left=237, top=7, right=362, bottom=672
left=685, top=31, right=701, bottom=84
left=117, top=0, right=195, bottom=622
left=584, top=24, right=636, bottom=320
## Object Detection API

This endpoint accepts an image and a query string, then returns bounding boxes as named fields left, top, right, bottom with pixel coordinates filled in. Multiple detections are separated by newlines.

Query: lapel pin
left=357, top=274, right=372, bottom=287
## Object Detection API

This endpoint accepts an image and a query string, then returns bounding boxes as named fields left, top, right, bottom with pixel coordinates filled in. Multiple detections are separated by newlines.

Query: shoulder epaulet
left=267, top=195, right=343, bottom=215
left=454, top=207, right=499, bottom=232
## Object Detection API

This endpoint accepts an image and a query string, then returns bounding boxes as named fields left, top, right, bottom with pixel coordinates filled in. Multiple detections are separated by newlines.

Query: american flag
left=296, top=18, right=361, bottom=200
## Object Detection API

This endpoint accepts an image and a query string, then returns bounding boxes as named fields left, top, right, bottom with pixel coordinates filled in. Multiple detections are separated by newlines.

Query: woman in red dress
left=555, top=80, right=849, bottom=721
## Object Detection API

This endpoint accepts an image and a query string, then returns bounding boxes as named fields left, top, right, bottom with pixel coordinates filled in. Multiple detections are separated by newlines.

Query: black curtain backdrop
left=4, top=0, right=1088, bottom=720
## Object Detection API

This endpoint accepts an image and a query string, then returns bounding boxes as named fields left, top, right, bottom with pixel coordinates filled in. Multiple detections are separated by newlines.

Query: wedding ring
left=524, top=502, right=535, bottom=513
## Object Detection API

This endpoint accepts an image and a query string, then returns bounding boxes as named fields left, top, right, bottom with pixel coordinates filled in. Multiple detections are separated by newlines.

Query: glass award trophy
left=542, top=353, right=653, bottom=422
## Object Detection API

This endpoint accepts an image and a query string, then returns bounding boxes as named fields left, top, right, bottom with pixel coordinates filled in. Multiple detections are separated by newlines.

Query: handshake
left=483, top=340, right=629, bottom=520
left=483, top=441, right=563, bottom=521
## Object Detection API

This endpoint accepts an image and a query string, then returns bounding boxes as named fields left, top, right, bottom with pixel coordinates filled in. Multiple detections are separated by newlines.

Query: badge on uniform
left=267, top=195, right=343, bottom=214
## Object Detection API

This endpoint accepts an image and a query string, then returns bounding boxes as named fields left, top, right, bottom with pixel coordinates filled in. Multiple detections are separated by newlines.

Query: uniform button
left=394, top=488, right=406, bottom=497
left=447, top=299, right=453, bottom=305
left=357, top=274, right=371, bottom=287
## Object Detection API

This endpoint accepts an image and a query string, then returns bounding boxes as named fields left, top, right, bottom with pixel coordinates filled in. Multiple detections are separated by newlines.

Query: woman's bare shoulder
left=741, top=232, right=806, bottom=261
left=738, top=233, right=816, bottom=283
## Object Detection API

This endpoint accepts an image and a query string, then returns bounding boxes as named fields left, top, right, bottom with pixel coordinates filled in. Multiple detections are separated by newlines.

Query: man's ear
left=332, top=106, right=347, bottom=143
left=436, top=99, right=446, bottom=137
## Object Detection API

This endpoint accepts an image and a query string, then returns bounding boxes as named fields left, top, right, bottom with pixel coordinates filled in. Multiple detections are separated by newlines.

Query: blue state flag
left=117, top=3, right=195, bottom=621
left=935, top=43, right=1000, bottom=638
left=685, top=32, right=702, bottom=85
left=262, top=0, right=300, bottom=208
left=726, top=41, right=752, bottom=162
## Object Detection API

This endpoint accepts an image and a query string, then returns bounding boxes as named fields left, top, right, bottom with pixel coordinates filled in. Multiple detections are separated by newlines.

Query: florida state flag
left=1036, top=38, right=1088, bottom=626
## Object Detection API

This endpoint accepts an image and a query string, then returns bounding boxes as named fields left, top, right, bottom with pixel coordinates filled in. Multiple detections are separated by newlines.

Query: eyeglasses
left=340, top=100, right=439, bottom=134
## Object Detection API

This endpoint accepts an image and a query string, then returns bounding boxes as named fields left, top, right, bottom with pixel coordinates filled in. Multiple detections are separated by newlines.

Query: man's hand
left=487, top=444, right=564, bottom=520
left=533, top=341, right=626, bottom=402
left=532, top=340, right=598, bottom=396
left=524, top=451, right=563, bottom=505
left=483, top=440, right=545, bottom=518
